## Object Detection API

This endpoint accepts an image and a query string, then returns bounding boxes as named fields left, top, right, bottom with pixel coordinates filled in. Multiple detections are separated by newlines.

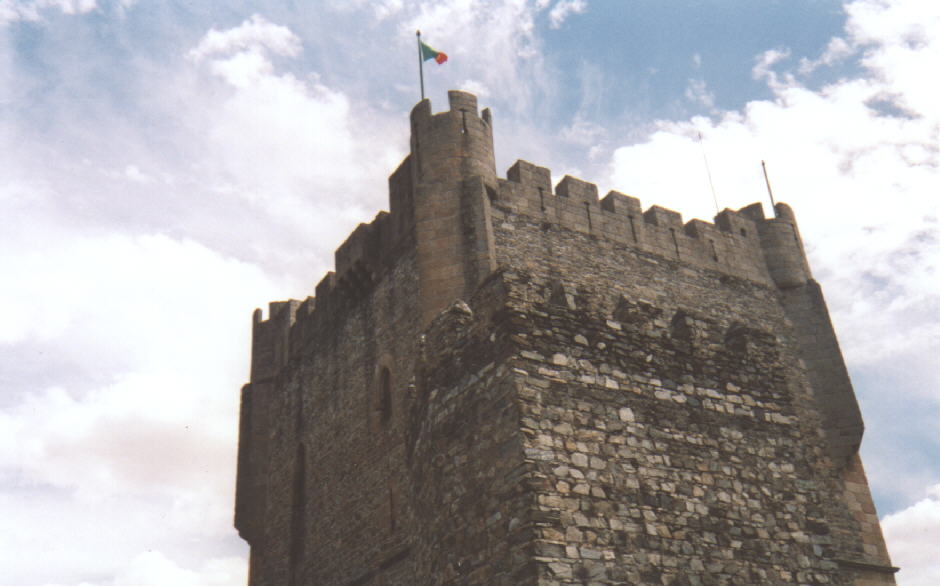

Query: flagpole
left=416, top=30, right=425, bottom=101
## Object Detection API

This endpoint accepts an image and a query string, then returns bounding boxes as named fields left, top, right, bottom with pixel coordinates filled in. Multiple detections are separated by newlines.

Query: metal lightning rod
left=698, top=132, right=720, bottom=215
left=761, top=160, right=777, bottom=217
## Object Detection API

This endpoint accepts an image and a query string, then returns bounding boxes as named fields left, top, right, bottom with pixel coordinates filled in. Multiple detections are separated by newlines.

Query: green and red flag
left=416, top=31, right=446, bottom=100
left=419, top=40, right=447, bottom=64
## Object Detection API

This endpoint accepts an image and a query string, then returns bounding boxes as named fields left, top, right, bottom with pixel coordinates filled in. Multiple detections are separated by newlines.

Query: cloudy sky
left=1, top=0, right=937, bottom=584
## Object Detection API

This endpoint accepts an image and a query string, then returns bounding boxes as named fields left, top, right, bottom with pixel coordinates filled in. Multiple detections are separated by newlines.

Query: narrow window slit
left=289, top=443, right=307, bottom=585
left=670, top=228, right=680, bottom=258
left=379, top=367, right=392, bottom=425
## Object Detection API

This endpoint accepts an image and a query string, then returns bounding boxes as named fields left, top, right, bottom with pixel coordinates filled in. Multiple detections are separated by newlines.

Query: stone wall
left=236, top=239, right=423, bottom=585
left=483, top=201, right=894, bottom=584
left=234, top=91, right=895, bottom=585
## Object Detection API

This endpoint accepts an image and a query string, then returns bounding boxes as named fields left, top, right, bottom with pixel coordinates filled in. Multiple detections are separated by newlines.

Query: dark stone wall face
left=498, top=273, right=843, bottom=584
left=407, top=285, right=537, bottom=584
left=486, top=206, right=894, bottom=585
left=239, top=244, right=425, bottom=585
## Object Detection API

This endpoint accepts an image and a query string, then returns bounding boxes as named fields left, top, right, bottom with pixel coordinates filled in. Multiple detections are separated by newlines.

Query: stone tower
left=234, top=91, right=897, bottom=585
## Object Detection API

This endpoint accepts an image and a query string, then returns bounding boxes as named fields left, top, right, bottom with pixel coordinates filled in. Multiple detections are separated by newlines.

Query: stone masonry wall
left=487, top=196, right=895, bottom=584
left=235, top=92, right=894, bottom=586
left=237, top=239, right=424, bottom=585
left=407, top=278, right=536, bottom=583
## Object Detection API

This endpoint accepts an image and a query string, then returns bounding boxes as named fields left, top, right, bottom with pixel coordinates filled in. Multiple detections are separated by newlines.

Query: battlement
left=496, top=158, right=814, bottom=288
left=250, top=92, right=813, bottom=342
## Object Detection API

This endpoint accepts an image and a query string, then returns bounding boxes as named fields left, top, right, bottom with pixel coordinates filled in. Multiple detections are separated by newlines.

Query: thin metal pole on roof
left=698, top=132, right=720, bottom=215
left=761, top=160, right=778, bottom=217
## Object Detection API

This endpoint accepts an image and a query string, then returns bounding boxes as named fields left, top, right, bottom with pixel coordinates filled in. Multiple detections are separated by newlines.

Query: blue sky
left=1, top=1, right=938, bottom=584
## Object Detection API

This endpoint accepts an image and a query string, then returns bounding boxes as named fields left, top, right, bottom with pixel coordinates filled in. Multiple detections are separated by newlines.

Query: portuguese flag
left=419, top=40, right=448, bottom=64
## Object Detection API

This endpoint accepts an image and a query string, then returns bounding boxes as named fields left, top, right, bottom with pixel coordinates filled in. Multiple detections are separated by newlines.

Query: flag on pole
left=419, top=40, right=448, bottom=64
left=416, top=31, right=446, bottom=100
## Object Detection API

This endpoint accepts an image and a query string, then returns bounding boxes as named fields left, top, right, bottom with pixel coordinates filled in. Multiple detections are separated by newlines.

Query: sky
left=0, top=0, right=937, bottom=584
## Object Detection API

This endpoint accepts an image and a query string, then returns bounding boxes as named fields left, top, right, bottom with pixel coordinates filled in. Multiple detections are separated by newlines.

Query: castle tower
left=409, top=90, right=498, bottom=325
left=235, top=93, right=896, bottom=585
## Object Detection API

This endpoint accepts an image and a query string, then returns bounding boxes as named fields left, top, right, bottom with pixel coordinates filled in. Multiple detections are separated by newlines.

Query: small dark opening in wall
left=486, top=185, right=497, bottom=202
left=670, top=310, right=693, bottom=342
left=669, top=228, right=680, bottom=258
left=725, top=323, right=750, bottom=356
left=379, top=367, right=392, bottom=425
left=739, top=228, right=748, bottom=237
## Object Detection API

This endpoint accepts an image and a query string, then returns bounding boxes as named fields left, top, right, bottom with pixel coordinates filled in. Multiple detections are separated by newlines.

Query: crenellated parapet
left=248, top=91, right=498, bottom=378
left=250, top=299, right=301, bottom=384
left=490, top=158, right=863, bottom=465
left=248, top=93, right=821, bottom=380
left=497, top=158, right=812, bottom=288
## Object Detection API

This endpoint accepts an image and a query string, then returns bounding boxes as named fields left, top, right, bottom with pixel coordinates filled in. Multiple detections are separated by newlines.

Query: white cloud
left=0, top=232, right=281, bottom=494
left=0, top=0, right=96, bottom=25
left=373, top=0, right=404, bottom=20
left=548, top=0, right=586, bottom=29
left=123, top=164, right=153, bottom=184
left=400, top=0, right=553, bottom=116
left=882, top=485, right=940, bottom=586
left=0, top=9, right=411, bottom=578
left=204, top=70, right=357, bottom=197
left=684, top=78, right=715, bottom=109
left=187, top=14, right=300, bottom=62
left=608, top=1, right=940, bottom=377
left=751, top=47, right=795, bottom=90
left=459, top=78, right=491, bottom=98
left=111, top=551, right=247, bottom=586
left=0, top=231, right=265, bottom=583
left=559, top=116, right=606, bottom=147
left=182, top=15, right=402, bottom=266
left=798, top=36, right=854, bottom=74
left=0, top=470, right=247, bottom=586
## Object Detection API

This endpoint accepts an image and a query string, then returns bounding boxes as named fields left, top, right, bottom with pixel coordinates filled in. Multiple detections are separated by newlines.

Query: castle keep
left=235, top=91, right=897, bottom=585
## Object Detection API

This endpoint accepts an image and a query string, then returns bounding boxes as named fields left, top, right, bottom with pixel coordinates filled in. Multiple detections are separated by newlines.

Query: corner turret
left=410, top=91, right=498, bottom=190
left=742, top=202, right=864, bottom=464
left=744, top=202, right=813, bottom=289
left=408, top=91, right=499, bottom=324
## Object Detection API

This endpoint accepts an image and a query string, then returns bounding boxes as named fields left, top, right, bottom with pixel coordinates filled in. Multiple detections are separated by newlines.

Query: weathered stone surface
left=234, top=92, right=896, bottom=585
